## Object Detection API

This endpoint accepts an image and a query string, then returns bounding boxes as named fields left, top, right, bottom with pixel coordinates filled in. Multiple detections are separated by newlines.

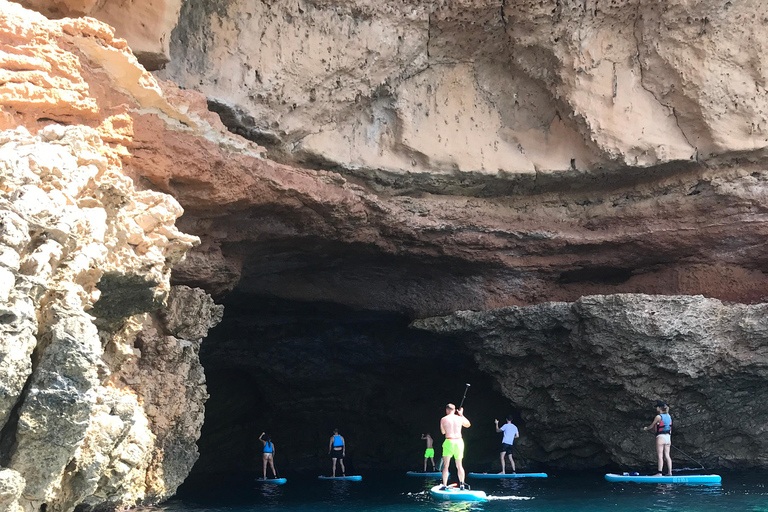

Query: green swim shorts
left=424, top=448, right=434, bottom=458
left=442, top=438, right=464, bottom=459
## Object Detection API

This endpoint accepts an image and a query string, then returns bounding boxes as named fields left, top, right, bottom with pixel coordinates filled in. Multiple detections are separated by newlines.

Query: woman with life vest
left=328, top=428, right=346, bottom=477
left=259, top=432, right=278, bottom=479
left=642, top=401, right=673, bottom=476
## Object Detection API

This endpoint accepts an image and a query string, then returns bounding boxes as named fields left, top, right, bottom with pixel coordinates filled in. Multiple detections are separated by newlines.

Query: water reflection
left=420, top=479, right=443, bottom=492
left=498, top=479, right=523, bottom=493
left=256, top=483, right=285, bottom=504
left=434, top=502, right=481, bottom=512
left=328, top=480, right=352, bottom=501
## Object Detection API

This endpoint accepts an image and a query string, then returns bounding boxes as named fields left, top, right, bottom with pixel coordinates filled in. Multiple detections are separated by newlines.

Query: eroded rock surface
left=143, top=0, right=768, bottom=315
left=17, top=0, right=183, bottom=70
left=0, top=3, right=228, bottom=511
left=163, top=0, right=768, bottom=177
left=413, top=294, right=768, bottom=469
left=0, top=123, right=216, bottom=512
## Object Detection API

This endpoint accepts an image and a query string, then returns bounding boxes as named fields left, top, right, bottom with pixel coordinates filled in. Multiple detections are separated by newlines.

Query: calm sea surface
left=163, top=471, right=768, bottom=512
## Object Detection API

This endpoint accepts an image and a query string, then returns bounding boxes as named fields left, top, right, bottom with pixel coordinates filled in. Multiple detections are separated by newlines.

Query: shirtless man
left=421, top=433, right=436, bottom=472
left=440, top=403, right=471, bottom=489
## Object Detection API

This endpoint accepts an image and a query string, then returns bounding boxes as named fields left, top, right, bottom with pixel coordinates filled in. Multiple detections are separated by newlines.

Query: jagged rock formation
left=0, top=3, right=227, bottom=511
left=151, top=0, right=768, bottom=314
left=7, top=0, right=768, bottom=504
left=0, top=122, right=221, bottom=512
left=162, top=0, right=768, bottom=175
left=413, top=294, right=768, bottom=469
left=16, top=0, right=183, bottom=70
left=13, top=0, right=768, bottom=315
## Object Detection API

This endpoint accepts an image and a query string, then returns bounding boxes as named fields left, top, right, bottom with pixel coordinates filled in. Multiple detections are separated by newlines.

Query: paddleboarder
left=440, top=403, right=471, bottom=490
left=421, top=433, right=437, bottom=472
left=258, top=432, right=278, bottom=479
left=642, top=400, right=672, bottom=476
left=495, top=415, right=519, bottom=473
left=328, top=428, right=346, bottom=477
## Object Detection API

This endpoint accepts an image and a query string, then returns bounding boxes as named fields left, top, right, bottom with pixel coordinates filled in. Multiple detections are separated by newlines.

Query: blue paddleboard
left=407, top=471, right=448, bottom=477
left=256, top=477, right=287, bottom=485
left=430, top=484, right=487, bottom=502
left=318, top=475, right=363, bottom=481
left=469, top=472, right=548, bottom=479
left=605, top=473, right=721, bottom=485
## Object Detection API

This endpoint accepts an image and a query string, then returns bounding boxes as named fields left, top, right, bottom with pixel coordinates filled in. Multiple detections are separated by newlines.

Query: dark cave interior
left=185, top=290, right=519, bottom=480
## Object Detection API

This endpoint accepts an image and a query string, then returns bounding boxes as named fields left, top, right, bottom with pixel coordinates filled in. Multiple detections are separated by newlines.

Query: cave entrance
left=187, top=290, right=514, bottom=477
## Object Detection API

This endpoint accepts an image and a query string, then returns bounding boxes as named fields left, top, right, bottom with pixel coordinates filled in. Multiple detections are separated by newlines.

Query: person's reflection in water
left=328, top=480, right=351, bottom=501
left=256, top=482, right=284, bottom=505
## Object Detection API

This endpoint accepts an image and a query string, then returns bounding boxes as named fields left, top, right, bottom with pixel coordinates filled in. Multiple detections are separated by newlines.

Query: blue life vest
left=656, top=413, right=672, bottom=434
left=263, top=441, right=274, bottom=453
left=333, top=435, right=343, bottom=447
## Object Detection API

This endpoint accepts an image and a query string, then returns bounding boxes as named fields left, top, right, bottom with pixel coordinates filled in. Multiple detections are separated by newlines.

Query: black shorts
left=331, top=448, right=344, bottom=459
left=500, top=443, right=514, bottom=454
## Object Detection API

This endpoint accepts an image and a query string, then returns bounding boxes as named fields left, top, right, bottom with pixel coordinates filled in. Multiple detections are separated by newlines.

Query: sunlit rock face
left=152, top=0, right=768, bottom=316
left=162, top=0, right=768, bottom=177
left=17, top=0, right=183, bottom=70
left=6, top=1, right=768, bottom=508
left=0, top=3, right=232, bottom=511
left=413, top=294, right=768, bottom=469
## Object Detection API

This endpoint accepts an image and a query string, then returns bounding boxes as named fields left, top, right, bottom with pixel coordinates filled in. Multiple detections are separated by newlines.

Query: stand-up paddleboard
left=407, top=471, right=448, bottom=478
left=605, top=473, right=721, bottom=485
left=318, top=475, right=363, bottom=481
left=469, top=472, right=548, bottom=479
left=430, top=484, right=487, bottom=502
left=256, top=477, right=287, bottom=485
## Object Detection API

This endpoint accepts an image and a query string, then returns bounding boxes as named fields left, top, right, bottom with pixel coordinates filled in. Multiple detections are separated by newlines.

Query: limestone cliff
left=153, top=0, right=768, bottom=315
left=162, top=0, right=768, bottom=176
left=16, top=0, right=183, bottom=70
left=0, top=3, right=227, bottom=511
left=7, top=0, right=768, bottom=502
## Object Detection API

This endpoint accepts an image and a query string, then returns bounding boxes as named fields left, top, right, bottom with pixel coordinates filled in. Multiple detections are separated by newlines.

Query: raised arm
left=458, top=408, right=471, bottom=427
left=494, top=419, right=502, bottom=433
left=259, top=432, right=266, bottom=446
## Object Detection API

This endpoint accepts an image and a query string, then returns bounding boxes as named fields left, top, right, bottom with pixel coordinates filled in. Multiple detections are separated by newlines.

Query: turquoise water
left=165, top=471, right=768, bottom=511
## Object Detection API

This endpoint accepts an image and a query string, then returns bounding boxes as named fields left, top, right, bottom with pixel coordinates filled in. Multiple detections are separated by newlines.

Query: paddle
left=457, top=383, right=470, bottom=413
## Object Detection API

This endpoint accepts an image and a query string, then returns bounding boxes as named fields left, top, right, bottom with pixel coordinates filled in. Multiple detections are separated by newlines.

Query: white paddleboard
left=430, top=483, right=487, bottom=502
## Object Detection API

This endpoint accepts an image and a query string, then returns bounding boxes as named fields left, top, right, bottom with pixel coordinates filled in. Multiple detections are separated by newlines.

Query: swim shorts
left=331, top=448, right=344, bottom=459
left=424, top=448, right=434, bottom=458
left=442, top=438, right=464, bottom=460
left=657, top=434, right=671, bottom=445
left=500, top=443, right=514, bottom=454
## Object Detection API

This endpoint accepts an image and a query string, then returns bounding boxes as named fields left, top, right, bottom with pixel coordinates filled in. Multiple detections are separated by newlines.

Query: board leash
left=671, top=444, right=706, bottom=470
